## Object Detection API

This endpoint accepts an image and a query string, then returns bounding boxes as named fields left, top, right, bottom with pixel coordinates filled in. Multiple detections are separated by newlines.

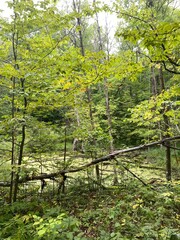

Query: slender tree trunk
left=13, top=125, right=26, bottom=202
left=104, top=79, right=118, bottom=184
left=73, top=98, right=84, bottom=152
left=9, top=76, right=16, bottom=204
left=13, top=78, right=27, bottom=202
left=150, top=66, right=157, bottom=96
left=9, top=3, right=18, bottom=203
left=73, top=0, right=99, bottom=180
left=93, top=0, right=118, bottom=184
left=159, top=65, right=171, bottom=181
left=62, top=126, right=67, bottom=193
left=150, top=66, right=162, bottom=141
left=87, top=87, right=100, bottom=180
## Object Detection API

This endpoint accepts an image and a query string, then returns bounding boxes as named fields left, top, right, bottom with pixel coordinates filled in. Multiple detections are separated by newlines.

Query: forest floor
left=0, top=150, right=180, bottom=240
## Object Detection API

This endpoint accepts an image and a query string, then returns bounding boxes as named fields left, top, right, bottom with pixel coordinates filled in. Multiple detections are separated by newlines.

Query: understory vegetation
left=0, top=151, right=180, bottom=239
left=0, top=176, right=180, bottom=239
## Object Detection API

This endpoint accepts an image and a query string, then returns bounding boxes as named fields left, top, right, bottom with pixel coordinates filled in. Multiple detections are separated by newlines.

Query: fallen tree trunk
left=0, top=135, right=180, bottom=187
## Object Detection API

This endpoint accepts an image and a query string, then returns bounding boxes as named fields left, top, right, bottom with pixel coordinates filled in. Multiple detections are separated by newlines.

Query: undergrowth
left=0, top=179, right=180, bottom=240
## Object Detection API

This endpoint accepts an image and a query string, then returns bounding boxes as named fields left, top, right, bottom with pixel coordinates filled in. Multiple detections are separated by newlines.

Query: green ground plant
left=1, top=177, right=179, bottom=240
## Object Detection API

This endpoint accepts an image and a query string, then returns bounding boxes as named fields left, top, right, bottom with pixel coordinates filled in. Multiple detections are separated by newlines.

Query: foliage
left=114, top=0, right=180, bottom=142
left=1, top=179, right=180, bottom=239
left=0, top=203, right=81, bottom=240
left=0, top=0, right=180, bottom=239
left=127, top=86, right=180, bottom=140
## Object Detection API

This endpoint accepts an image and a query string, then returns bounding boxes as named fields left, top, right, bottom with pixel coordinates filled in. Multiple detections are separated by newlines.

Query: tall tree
left=93, top=0, right=118, bottom=184
left=0, top=0, right=75, bottom=201
left=115, top=0, right=180, bottom=180
left=72, top=0, right=101, bottom=181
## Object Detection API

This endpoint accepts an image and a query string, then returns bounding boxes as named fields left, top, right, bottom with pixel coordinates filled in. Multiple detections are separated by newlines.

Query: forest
left=0, top=0, right=180, bottom=239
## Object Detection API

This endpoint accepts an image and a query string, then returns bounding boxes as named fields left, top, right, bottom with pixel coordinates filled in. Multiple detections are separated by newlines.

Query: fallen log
left=0, top=135, right=180, bottom=187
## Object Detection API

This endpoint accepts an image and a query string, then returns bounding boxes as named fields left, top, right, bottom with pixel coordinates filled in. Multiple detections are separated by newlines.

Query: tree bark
left=150, top=66, right=157, bottom=96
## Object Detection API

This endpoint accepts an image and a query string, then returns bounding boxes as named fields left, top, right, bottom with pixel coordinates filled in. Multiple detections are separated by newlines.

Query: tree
left=115, top=0, right=180, bottom=180
left=0, top=0, right=75, bottom=201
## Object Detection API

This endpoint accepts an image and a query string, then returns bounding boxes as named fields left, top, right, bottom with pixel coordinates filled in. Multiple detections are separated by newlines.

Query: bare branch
left=0, top=135, right=180, bottom=187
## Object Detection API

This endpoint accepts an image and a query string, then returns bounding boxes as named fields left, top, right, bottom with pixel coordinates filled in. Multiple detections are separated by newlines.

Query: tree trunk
left=9, top=76, right=16, bottom=204
left=62, top=126, right=67, bottom=194
left=150, top=66, right=157, bottom=96
left=159, top=65, right=171, bottom=181
left=13, top=125, right=26, bottom=202
left=13, top=78, right=27, bottom=202
left=9, top=4, right=18, bottom=203
left=93, top=0, right=118, bottom=184
left=73, top=0, right=99, bottom=181
left=104, top=79, right=118, bottom=184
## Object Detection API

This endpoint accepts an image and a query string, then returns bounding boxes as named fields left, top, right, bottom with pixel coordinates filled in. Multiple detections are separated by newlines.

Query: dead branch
left=115, top=160, right=149, bottom=187
left=0, top=135, right=180, bottom=187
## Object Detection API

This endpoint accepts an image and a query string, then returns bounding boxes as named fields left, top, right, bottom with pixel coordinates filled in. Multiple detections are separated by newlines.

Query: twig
left=115, top=160, right=149, bottom=187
